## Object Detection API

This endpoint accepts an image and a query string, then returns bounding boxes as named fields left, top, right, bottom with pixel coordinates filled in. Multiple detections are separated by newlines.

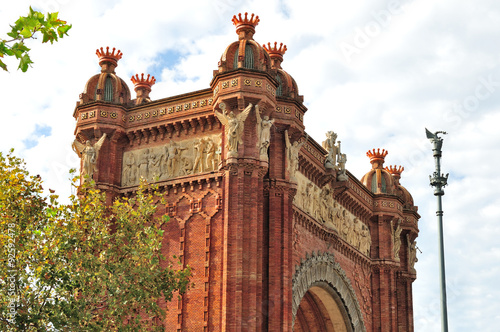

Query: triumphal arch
left=73, top=12, right=420, bottom=332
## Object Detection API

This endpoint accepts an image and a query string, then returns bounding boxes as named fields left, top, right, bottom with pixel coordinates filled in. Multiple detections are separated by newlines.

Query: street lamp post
left=426, top=128, right=449, bottom=332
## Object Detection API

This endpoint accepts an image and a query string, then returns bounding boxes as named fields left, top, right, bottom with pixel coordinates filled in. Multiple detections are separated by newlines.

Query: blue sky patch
left=23, top=124, right=52, bottom=149
left=148, top=49, right=183, bottom=79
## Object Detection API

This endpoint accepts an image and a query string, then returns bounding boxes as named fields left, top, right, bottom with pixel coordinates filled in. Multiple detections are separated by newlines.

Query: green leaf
left=57, top=24, right=72, bottom=38
left=19, top=27, right=33, bottom=38
left=6, top=31, right=19, bottom=39
left=0, top=59, right=7, bottom=71
left=18, top=53, right=33, bottom=72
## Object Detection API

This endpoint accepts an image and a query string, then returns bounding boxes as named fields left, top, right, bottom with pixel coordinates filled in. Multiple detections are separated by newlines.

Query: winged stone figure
left=72, top=133, right=107, bottom=182
left=215, top=102, right=253, bottom=157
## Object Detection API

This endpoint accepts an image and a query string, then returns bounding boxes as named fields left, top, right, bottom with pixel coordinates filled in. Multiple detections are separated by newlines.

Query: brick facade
left=73, top=13, right=419, bottom=332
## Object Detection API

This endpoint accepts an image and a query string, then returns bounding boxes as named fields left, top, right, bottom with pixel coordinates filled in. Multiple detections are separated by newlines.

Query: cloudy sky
left=1, top=0, right=499, bottom=330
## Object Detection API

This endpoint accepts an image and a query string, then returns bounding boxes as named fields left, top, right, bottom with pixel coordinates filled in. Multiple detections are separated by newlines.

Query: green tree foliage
left=0, top=7, right=72, bottom=72
left=0, top=151, right=191, bottom=331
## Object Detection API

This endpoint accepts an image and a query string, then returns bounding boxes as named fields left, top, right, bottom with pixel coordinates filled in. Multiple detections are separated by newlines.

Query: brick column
left=220, top=160, right=266, bottom=331
left=95, top=129, right=126, bottom=205
left=372, top=214, right=400, bottom=332
left=265, top=179, right=295, bottom=331
left=397, top=274, right=415, bottom=332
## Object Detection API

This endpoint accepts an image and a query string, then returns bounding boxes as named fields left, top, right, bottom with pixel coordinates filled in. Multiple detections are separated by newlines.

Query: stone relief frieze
left=122, top=134, right=222, bottom=186
left=293, top=172, right=371, bottom=256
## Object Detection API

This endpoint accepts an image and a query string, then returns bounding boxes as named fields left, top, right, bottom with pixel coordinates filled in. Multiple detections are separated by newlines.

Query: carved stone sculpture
left=165, top=140, right=183, bottom=177
left=123, top=153, right=136, bottom=186
left=292, top=172, right=371, bottom=256
left=205, top=137, right=217, bottom=171
left=255, top=104, right=275, bottom=161
left=352, top=218, right=361, bottom=248
left=341, top=211, right=351, bottom=241
left=72, top=133, right=107, bottom=182
left=215, top=102, right=252, bottom=158
left=138, top=148, right=149, bottom=180
left=322, top=131, right=339, bottom=169
left=392, top=218, right=402, bottom=261
left=360, top=225, right=371, bottom=256
left=121, top=134, right=221, bottom=186
left=408, top=234, right=418, bottom=272
left=337, top=152, right=348, bottom=181
left=148, top=151, right=162, bottom=181
left=192, top=138, right=207, bottom=173
left=285, top=130, right=307, bottom=181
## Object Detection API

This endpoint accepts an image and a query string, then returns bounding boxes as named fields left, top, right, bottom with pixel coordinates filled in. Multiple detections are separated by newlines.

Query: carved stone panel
left=122, top=134, right=222, bottom=186
left=293, top=172, right=371, bottom=256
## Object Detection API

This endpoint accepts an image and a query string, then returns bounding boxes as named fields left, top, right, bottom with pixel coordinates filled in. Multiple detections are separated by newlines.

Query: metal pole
left=426, top=128, right=449, bottom=332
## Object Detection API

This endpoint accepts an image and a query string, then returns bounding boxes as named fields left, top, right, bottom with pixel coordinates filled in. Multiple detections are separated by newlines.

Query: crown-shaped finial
left=385, top=165, right=404, bottom=178
left=263, top=42, right=287, bottom=68
left=131, top=73, right=156, bottom=90
left=366, top=148, right=388, bottom=168
left=263, top=42, right=287, bottom=55
left=232, top=12, right=260, bottom=39
left=96, top=47, right=123, bottom=69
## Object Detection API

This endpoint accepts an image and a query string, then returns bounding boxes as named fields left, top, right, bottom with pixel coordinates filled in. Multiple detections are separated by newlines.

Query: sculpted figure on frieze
left=164, top=140, right=184, bottom=177
left=192, top=138, right=208, bottom=174
left=312, top=186, right=321, bottom=220
left=205, top=136, right=220, bottom=171
left=319, top=187, right=329, bottom=223
left=122, top=153, right=137, bottom=186
left=215, top=102, right=252, bottom=158
left=148, top=151, right=162, bottom=181
left=360, top=224, right=371, bottom=256
left=138, top=148, right=149, bottom=180
left=179, top=150, right=193, bottom=176
left=332, top=201, right=342, bottom=231
left=304, top=182, right=313, bottom=214
left=341, top=210, right=351, bottom=241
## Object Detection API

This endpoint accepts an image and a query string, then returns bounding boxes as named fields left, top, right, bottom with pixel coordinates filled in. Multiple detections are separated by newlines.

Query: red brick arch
left=292, top=252, right=366, bottom=332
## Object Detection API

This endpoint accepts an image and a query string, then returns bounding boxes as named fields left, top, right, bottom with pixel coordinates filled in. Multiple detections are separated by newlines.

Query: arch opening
left=292, top=252, right=366, bottom=331
left=293, top=283, right=352, bottom=332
